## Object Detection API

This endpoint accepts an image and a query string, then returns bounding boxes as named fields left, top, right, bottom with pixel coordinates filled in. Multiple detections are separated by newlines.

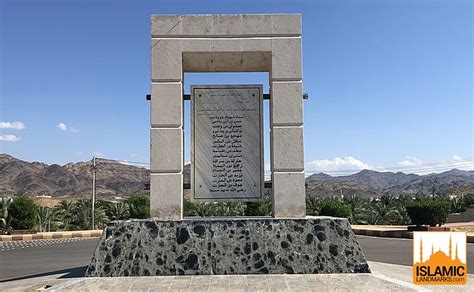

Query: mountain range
left=1, top=154, right=473, bottom=199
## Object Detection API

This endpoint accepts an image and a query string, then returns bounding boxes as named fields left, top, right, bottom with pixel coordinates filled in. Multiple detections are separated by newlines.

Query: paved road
left=357, top=235, right=474, bottom=273
left=0, top=238, right=99, bottom=282
left=1, top=236, right=472, bottom=282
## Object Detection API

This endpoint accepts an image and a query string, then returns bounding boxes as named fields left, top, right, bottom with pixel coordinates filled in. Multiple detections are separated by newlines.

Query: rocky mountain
left=306, top=168, right=474, bottom=197
left=0, top=154, right=149, bottom=199
left=1, top=154, right=473, bottom=199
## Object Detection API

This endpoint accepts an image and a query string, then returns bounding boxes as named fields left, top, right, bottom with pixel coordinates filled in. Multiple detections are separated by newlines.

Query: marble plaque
left=191, top=85, right=263, bottom=201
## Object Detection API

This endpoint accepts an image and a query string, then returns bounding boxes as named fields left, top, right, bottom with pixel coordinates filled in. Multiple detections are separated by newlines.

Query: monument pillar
left=85, top=14, right=371, bottom=277
left=149, top=14, right=305, bottom=219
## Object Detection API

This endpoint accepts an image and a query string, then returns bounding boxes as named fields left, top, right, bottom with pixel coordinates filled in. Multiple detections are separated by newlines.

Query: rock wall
left=86, top=217, right=370, bottom=276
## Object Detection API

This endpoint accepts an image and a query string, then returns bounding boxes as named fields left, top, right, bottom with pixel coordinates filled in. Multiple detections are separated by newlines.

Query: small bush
left=245, top=200, right=271, bottom=216
left=319, top=200, right=352, bottom=219
left=125, top=195, right=149, bottom=219
left=9, top=196, right=38, bottom=230
left=405, top=199, right=450, bottom=227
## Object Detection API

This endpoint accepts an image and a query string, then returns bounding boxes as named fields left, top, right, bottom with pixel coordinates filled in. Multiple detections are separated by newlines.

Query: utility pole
left=91, top=157, right=97, bottom=230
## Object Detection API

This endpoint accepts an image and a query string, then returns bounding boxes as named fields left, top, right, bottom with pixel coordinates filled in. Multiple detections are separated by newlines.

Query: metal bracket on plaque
left=145, top=93, right=309, bottom=101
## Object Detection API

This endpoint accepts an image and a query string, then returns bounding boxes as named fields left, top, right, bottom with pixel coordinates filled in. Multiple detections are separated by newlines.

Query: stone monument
left=86, top=14, right=370, bottom=277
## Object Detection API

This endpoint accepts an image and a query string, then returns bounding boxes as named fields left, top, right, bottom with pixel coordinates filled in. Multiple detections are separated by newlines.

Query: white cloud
left=452, top=154, right=462, bottom=161
left=398, top=156, right=423, bottom=166
left=130, top=153, right=137, bottom=158
left=0, top=121, right=25, bottom=130
left=57, top=123, right=68, bottom=131
left=306, top=156, right=373, bottom=175
left=0, top=134, right=21, bottom=142
left=57, top=122, right=79, bottom=133
left=92, top=152, right=104, bottom=158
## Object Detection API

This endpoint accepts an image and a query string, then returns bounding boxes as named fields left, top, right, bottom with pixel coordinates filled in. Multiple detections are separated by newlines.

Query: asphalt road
left=0, top=238, right=99, bottom=282
left=357, top=235, right=474, bottom=274
left=0, top=236, right=472, bottom=282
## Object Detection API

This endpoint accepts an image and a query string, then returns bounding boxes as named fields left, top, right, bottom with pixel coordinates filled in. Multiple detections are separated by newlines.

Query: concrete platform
left=2, top=261, right=472, bottom=291
left=86, top=217, right=369, bottom=276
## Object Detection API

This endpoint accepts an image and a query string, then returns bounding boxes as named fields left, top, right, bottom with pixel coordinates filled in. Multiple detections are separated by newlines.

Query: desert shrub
left=319, top=199, right=352, bottom=219
left=214, top=202, right=246, bottom=216
left=245, top=199, right=271, bottom=216
left=405, top=199, right=450, bottom=227
left=125, top=195, right=149, bottom=219
left=9, top=196, right=38, bottom=230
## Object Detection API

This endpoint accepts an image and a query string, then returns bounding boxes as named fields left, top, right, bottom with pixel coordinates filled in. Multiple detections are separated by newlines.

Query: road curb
left=353, top=228, right=474, bottom=243
left=0, top=230, right=103, bottom=241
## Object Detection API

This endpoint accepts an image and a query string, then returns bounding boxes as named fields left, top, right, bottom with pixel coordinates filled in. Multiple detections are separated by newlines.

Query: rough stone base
left=85, top=217, right=370, bottom=276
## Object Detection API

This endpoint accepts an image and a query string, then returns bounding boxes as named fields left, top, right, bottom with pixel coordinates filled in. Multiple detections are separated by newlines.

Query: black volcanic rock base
left=85, top=217, right=370, bottom=276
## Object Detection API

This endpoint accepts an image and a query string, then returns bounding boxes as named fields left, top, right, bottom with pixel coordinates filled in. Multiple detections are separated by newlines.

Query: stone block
left=271, top=14, right=301, bottom=35
left=183, top=52, right=211, bottom=72
left=181, top=39, right=211, bottom=52
left=151, top=15, right=182, bottom=36
left=273, top=172, right=305, bottom=218
left=271, top=81, right=303, bottom=126
left=241, top=38, right=272, bottom=52
left=85, top=217, right=370, bottom=276
left=210, top=52, right=242, bottom=72
left=211, top=39, right=242, bottom=52
left=150, top=173, right=182, bottom=219
left=242, top=52, right=271, bottom=72
left=181, top=15, right=213, bottom=36
left=242, top=14, right=272, bottom=36
left=151, top=39, right=182, bottom=81
left=150, top=128, right=182, bottom=172
left=151, top=82, right=183, bottom=127
left=212, top=15, right=242, bottom=36
left=272, top=126, right=304, bottom=171
left=271, top=37, right=302, bottom=80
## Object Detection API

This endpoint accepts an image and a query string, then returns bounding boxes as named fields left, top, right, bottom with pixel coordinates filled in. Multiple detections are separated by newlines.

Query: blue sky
left=0, top=0, right=472, bottom=175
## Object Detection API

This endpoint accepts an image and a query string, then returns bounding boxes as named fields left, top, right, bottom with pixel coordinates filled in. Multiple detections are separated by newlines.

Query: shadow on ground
left=0, top=266, right=87, bottom=283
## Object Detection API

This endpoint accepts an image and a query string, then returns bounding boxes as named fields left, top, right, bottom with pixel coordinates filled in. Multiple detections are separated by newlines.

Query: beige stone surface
left=271, top=14, right=302, bottom=35
left=151, top=14, right=301, bottom=37
left=211, top=39, right=242, bottom=52
left=242, top=14, right=272, bottom=36
left=150, top=173, right=182, bottom=219
left=151, top=39, right=182, bottom=81
left=183, top=52, right=212, bottom=72
left=212, top=14, right=242, bottom=36
left=242, top=51, right=272, bottom=72
left=150, top=14, right=305, bottom=219
left=241, top=38, right=272, bottom=51
left=271, top=37, right=302, bottom=80
left=151, top=15, right=182, bottom=36
left=182, top=15, right=213, bottom=36
left=150, top=82, right=182, bottom=127
left=272, top=172, right=306, bottom=218
left=272, top=126, right=304, bottom=171
left=271, top=81, right=303, bottom=126
left=150, top=128, right=182, bottom=172
left=181, top=38, right=211, bottom=52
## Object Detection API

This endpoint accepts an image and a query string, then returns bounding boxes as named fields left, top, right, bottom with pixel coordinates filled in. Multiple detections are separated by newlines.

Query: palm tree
left=55, top=200, right=75, bottom=230
left=107, top=202, right=130, bottom=220
left=367, top=194, right=400, bottom=225
left=306, top=196, right=323, bottom=216
left=36, top=206, right=60, bottom=232
left=72, top=199, right=109, bottom=230
left=343, top=195, right=369, bottom=224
